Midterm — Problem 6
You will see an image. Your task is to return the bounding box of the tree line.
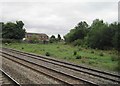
[1,19,119,51]
[64,19,120,51]
[1,21,26,40]
[49,34,62,43]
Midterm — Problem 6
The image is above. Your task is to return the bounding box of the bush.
[28,40,40,43]
[115,61,120,72]
[111,56,119,61]
[91,51,94,54]
[73,51,77,56]
[64,57,67,59]
[63,42,67,45]
[57,46,59,48]
[72,39,83,46]
[81,60,85,63]
[2,39,22,43]
[45,52,50,56]
[78,47,82,51]
[5,43,9,46]
[88,60,96,65]
[75,55,81,59]
[21,47,24,49]
[99,52,104,56]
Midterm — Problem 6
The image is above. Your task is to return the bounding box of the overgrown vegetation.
[45,52,50,56]
[1,19,120,72]
[49,34,62,43]
[3,43,119,72]
[64,19,119,51]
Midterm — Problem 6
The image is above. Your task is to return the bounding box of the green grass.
[3,43,119,72]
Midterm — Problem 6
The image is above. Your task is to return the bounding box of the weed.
[73,51,77,56]
[91,51,94,54]
[21,47,24,49]
[45,52,50,56]
[57,46,59,48]
[75,55,81,59]
[81,60,85,63]
[64,57,67,59]
[99,52,104,56]
[78,47,82,51]
[88,61,95,65]
[84,56,90,59]
[111,56,119,61]
[3,43,118,72]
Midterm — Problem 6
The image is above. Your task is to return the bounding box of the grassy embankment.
[3,43,118,72]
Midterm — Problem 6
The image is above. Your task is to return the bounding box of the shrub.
[78,47,82,51]
[45,52,50,56]
[111,56,119,61]
[28,40,39,43]
[57,46,59,48]
[84,56,90,59]
[115,61,120,72]
[64,57,67,59]
[88,61,96,65]
[75,55,81,59]
[21,47,24,49]
[73,51,77,56]
[72,39,83,46]
[2,39,22,43]
[99,52,104,56]
[81,60,85,63]
[5,43,9,46]
[64,42,67,45]
[91,51,94,54]
[42,49,45,51]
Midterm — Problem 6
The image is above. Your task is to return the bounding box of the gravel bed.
[2,57,61,84]
[1,71,15,84]
[3,53,87,85]
[3,50,118,85]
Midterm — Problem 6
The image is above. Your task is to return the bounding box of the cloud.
[0,1,118,37]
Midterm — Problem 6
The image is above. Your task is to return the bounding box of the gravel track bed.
[2,53,88,85]
[0,71,14,84]
[0,72,2,85]
[2,57,61,84]
[3,50,118,84]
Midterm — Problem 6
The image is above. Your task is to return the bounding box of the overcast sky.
[0,0,118,37]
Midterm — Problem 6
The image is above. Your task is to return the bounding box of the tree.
[87,19,117,49]
[49,35,56,43]
[16,21,24,29]
[2,21,26,40]
[0,22,4,38]
[112,23,120,51]
[64,21,89,43]
[57,34,61,42]
[28,35,39,43]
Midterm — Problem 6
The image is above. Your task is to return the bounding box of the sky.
[0,0,119,37]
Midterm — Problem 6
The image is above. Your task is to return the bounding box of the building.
[25,32,49,41]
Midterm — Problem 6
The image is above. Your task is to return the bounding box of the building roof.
[26,32,48,37]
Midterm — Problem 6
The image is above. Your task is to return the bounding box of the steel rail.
[2,51,98,86]
[0,68,21,86]
[2,47,120,83]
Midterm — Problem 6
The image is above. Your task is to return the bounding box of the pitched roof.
[26,32,48,37]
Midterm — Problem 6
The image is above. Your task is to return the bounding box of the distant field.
[3,43,118,72]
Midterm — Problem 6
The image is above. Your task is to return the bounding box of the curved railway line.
[0,68,20,86]
[1,47,120,85]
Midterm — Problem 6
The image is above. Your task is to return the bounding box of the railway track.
[0,68,20,86]
[1,47,120,85]
[1,49,98,86]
